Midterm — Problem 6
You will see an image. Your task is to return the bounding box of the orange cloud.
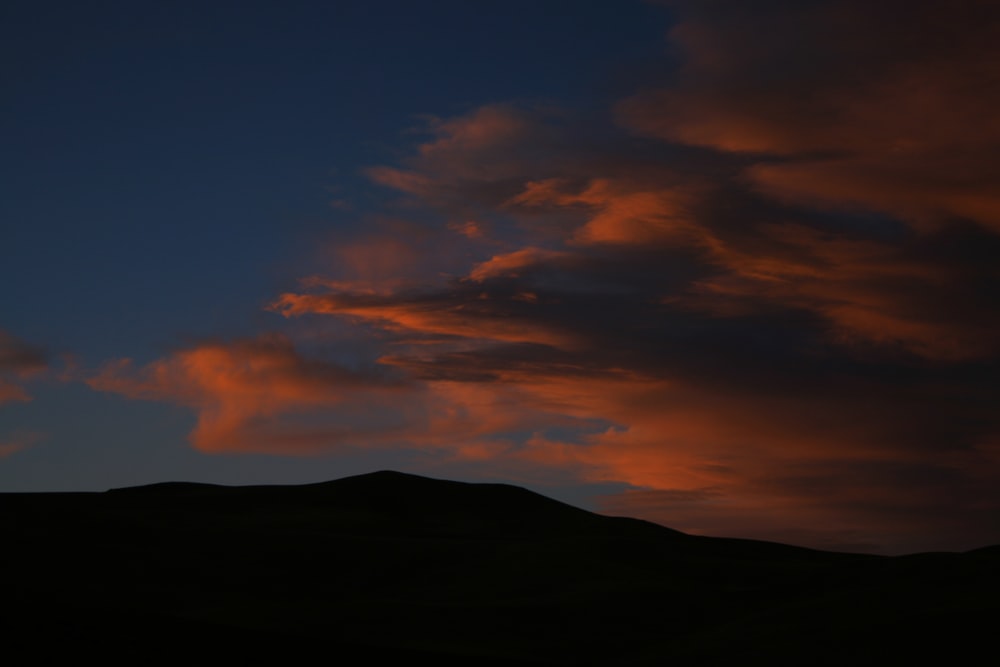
[271,287,575,348]
[79,3,1000,553]
[680,222,1000,361]
[419,104,536,156]
[0,332,49,455]
[87,335,628,461]
[0,431,44,458]
[300,8,1000,549]
[365,166,433,196]
[514,374,1000,553]
[508,178,701,246]
[364,104,556,204]
[623,0,1000,231]
[0,379,31,404]
[749,154,1000,232]
[357,96,1000,363]
[88,334,415,453]
[275,63,1000,550]
[0,330,47,404]
[467,247,573,282]
[596,438,1000,554]
[448,220,488,239]
[311,223,454,294]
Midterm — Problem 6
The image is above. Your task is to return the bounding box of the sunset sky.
[4,0,1000,554]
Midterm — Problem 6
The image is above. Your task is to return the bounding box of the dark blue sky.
[4,0,1000,555]
[3,1,668,359]
[1,0,668,493]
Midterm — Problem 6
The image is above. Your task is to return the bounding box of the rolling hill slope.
[2,471,996,664]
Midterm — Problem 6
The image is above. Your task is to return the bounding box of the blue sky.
[4,0,1000,554]
[2,0,667,493]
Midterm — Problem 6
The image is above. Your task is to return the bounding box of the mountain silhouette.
[2,470,997,665]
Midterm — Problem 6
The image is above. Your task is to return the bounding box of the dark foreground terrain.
[2,471,998,664]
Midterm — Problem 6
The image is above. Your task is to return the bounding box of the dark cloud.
[626,0,1000,229]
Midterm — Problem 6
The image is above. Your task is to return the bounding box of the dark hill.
[103,469,649,538]
[2,471,998,665]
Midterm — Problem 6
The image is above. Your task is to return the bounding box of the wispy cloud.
[0,330,49,456]
[0,431,44,458]
[0,330,47,404]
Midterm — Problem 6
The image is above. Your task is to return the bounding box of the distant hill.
[2,470,997,664]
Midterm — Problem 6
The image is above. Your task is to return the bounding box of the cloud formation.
[88,333,611,457]
[625,0,1000,229]
[92,1,1000,552]
[0,330,47,404]
[88,334,415,453]
[0,331,48,457]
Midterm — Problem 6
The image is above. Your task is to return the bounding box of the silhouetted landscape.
[2,470,997,664]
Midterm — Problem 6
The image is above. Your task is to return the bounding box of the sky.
[3,0,1000,555]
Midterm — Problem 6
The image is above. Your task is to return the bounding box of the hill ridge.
[3,469,998,663]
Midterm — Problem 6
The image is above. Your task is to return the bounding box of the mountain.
[2,470,997,665]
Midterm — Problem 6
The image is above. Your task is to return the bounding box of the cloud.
[689,220,1000,361]
[264,25,1000,544]
[0,431,44,458]
[87,1,1000,551]
[0,379,30,404]
[87,333,610,456]
[88,334,417,453]
[0,331,49,455]
[0,330,47,404]
[508,177,703,246]
[271,285,577,348]
[467,247,574,282]
[363,104,569,211]
[266,212,1000,551]
[623,0,1000,230]
[543,381,1000,553]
